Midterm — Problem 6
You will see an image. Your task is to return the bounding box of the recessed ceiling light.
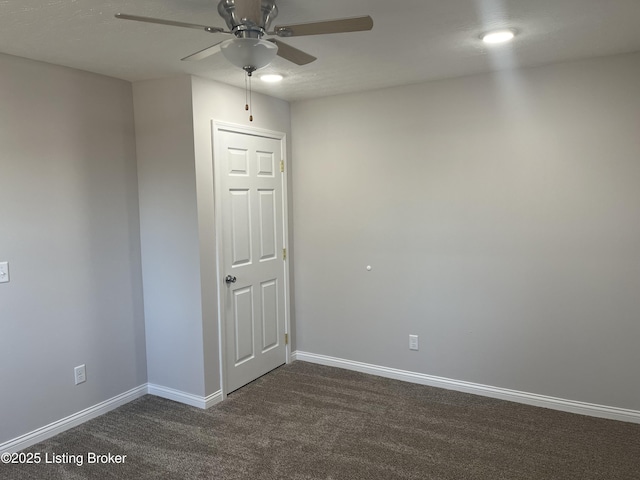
[260,74,284,83]
[482,29,516,44]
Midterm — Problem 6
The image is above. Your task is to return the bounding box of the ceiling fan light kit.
[220,38,278,74]
[116,0,374,120]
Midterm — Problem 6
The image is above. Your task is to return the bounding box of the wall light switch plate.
[0,262,9,283]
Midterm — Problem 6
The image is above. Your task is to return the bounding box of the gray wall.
[0,53,146,443]
[291,52,640,411]
[134,76,292,397]
[133,76,207,396]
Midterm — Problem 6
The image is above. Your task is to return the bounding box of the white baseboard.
[0,385,148,454]
[293,351,640,425]
[1,383,224,454]
[147,384,223,410]
[205,390,224,409]
[6,353,636,455]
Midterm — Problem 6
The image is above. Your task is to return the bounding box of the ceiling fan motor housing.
[218,0,279,38]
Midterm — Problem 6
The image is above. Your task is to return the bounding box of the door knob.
[225,275,237,284]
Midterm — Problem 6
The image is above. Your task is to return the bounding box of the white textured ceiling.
[1,0,640,101]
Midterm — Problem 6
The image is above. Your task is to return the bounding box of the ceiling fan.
[115,0,374,73]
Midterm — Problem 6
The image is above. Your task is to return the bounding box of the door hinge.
[285,333,289,345]
[280,160,285,173]
[283,248,287,260]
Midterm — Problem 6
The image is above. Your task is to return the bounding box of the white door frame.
[212,120,291,400]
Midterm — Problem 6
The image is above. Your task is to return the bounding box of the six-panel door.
[218,129,286,393]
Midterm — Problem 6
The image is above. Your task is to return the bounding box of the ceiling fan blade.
[115,13,226,33]
[234,0,262,25]
[181,42,223,61]
[271,15,373,37]
[268,40,316,66]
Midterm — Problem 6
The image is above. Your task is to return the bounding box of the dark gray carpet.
[4,361,640,479]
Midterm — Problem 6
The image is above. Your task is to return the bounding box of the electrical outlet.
[409,334,419,351]
[74,365,86,385]
[0,262,9,284]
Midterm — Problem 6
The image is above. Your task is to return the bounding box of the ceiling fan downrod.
[217,0,279,38]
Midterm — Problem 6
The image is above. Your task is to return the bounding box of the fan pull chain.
[248,72,253,122]
[243,71,254,122]
[245,74,249,112]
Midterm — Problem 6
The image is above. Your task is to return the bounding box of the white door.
[216,126,287,394]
